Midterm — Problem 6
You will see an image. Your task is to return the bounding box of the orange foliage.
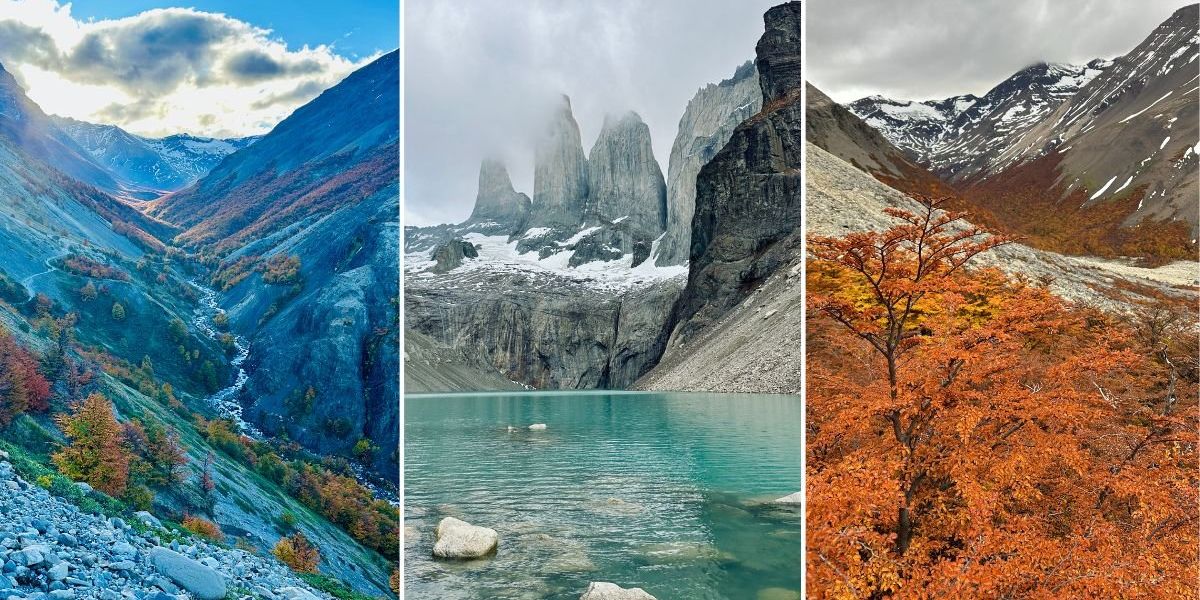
[965,152,1197,264]
[60,254,129,281]
[273,532,320,573]
[53,393,132,496]
[806,198,1199,598]
[182,515,225,542]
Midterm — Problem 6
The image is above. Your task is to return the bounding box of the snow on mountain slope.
[849,60,1111,180]
[985,4,1199,229]
[53,116,257,192]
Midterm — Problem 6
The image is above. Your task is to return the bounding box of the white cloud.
[0,0,375,137]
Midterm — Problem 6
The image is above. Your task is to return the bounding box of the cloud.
[0,0,376,137]
[807,0,1188,103]
[403,0,778,227]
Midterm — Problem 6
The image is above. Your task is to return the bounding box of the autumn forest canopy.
[805,198,1199,598]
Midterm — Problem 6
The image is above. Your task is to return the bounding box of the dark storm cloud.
[224,50,324,83]
[807,0,1188,102]
[403,0,778,227]
[0,5,362,136]
[0,21,58,68]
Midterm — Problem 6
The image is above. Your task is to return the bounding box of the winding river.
[190,280,260,437]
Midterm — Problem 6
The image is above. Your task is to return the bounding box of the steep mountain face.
[667,1,803,344]
[586,111,667,238]
[466,158,531,230]
[656,61,762,266]
[530,96,590,229]
[849,60,1111,179]
[976,4,1199,233]
[149,51,400,480]
[0,65,139,198]
[150,52,399,251]
[53,116,256,192]
[404,98,685,392]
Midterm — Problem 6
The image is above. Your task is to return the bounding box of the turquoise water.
[404,392,801,600]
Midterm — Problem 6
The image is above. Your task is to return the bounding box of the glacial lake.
[404,392,801,599]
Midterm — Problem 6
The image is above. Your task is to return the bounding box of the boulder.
[432,517,498,559]
[134,511,162,528]
[774,491,802,504]
[580,581,657,600]
[528,423,548,430]
[149,547,228,600]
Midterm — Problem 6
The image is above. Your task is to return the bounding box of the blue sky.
[67,1,398,58]
[0,0,396,136]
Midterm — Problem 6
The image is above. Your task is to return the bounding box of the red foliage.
[0,326,52,426]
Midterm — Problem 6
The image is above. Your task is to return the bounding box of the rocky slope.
[143,52,400,480]
[656,61,762,266]
[976,4,1199,231]
[849,60,1111,179]
[639,142,1197,393]
[0,457,336,600]
[52,117,256,193]
[666,1,804,346]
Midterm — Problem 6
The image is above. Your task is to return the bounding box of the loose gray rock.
[148,547,227,600]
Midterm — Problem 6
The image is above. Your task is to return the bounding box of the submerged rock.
[774,491,802,504]
[757,588,802,600]
[528,423,548,430]
[432,517,499,559]
[580,581,657,600]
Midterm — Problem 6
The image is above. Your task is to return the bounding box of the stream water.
[190,280,259,436]
[404,391,802,599]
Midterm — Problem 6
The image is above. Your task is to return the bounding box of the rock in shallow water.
[432,517,499,559]
[774,491,802,504]
[528,423,547,430]
[580,581,657,600]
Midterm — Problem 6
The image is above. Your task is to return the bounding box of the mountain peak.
[755,1,803,103]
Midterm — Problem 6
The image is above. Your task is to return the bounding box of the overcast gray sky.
[808,0,1188,103]
[403,0,776,226]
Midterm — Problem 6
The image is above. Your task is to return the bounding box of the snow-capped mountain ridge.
[52,116,257,192]
[849,59,1112,180]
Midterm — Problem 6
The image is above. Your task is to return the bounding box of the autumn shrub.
[52,393,132,497]
[60,254,129,281]
[273,532,320,573]
[805,197,1199,598]
[182,515,226,543]
[0,327,52,427]
[260,254,302,285]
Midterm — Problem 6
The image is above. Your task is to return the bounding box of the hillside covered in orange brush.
[805,199,1199,598]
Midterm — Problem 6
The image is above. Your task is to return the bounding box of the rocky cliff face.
[466,158,531,230]
[585,111,667,238]
[657,61,761,266]
[668,1,804,343]
[406,270,681,390]
[531,96,590,228]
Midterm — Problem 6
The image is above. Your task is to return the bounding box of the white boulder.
[774,491,802,504]
[432,517,498,559]
[580,582,657,600]
[528,423,547,430]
